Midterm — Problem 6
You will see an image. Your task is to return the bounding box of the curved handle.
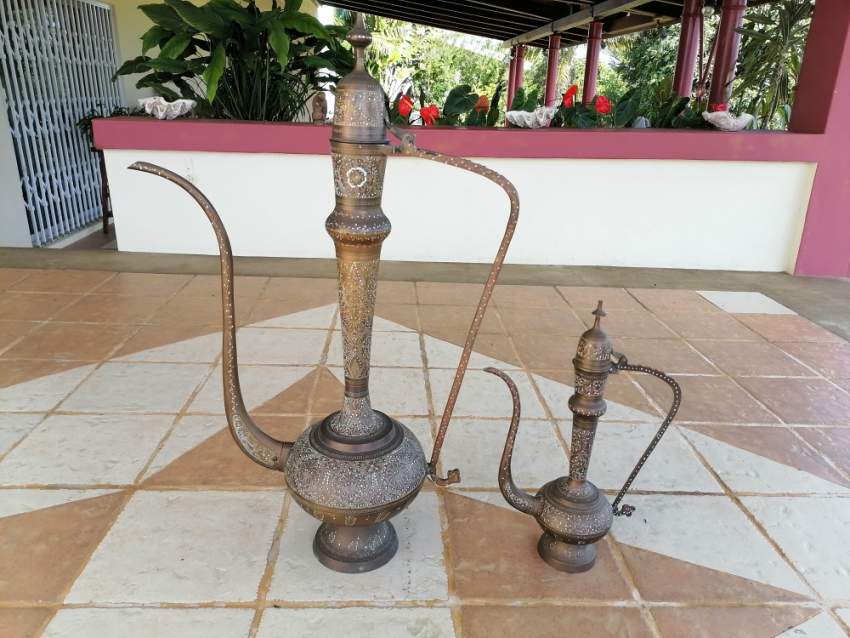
[609,353,682,516]
[386,127,520,486]
[128,162,291,471]
[485,367,543,517]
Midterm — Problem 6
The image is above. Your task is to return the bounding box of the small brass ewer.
[128,14,518,573]
[486,302,681,573]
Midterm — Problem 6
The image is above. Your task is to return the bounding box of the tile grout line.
[249,492,292,638]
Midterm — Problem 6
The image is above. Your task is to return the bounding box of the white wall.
[103,149,816,272]
[0,87,31,247]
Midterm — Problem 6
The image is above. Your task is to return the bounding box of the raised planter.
[95,118,817,273]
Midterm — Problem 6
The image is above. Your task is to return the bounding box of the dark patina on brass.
[487,301,682,573]
[129,13,520,574]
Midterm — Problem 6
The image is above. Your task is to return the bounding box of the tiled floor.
[1,268,849,637]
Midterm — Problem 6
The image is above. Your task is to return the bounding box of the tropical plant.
[734,0,813,128]
[76,104,146,143]
[115,0,353,121]
[552,86,614,128]
[388,81,504,128]
[509,86,540,112]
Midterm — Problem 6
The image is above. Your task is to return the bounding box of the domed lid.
[331,13,387,145]
[574,301,613,370]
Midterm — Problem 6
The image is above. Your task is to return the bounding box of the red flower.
[420,104,440,126]
[594,95,612,115]
[398,95,414,117]
[562,84,578,108]
[710,103,728,112]
[475,95,490,113]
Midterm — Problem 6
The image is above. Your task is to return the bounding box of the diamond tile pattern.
[0,272,848,637]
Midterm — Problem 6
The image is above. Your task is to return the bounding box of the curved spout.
[128,162,290,471]
[485,367,542,517]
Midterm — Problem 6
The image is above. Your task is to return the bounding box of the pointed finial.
[591,300,606,329]
[347,12,371,69]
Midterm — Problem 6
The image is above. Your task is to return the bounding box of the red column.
[544,35,562,106]
[673,0,702,98]
[514,44,526,102]
[792,0,850,277]
[506,47,517,111]
[709,0,748,107]
[582,21,603,105]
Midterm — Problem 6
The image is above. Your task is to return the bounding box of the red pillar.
[544,35,562,106]
[582,21,603,105]
[709,0,748,107]
[792,0,850,277]
[514,44,526,103]
[506,46,517,111]
[673,0,702,98]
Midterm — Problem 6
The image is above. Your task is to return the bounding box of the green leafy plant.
[509,86,540,112]
[76,104,146,144]
[115,0,353,121]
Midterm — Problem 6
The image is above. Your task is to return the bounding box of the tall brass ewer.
[128,14,519,573]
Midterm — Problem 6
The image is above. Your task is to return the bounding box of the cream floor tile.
[329,367,430,416]
[776,612,848,637]
[698,291,796,315]
[142,415,226,478]
[66,490,283,603]
[268,493,447,602]
[683,430,850,494]
[189,365,312,413]
[0,489,118,519]
[0,413,43,455]
[742,496,850,600]
[327,330,423,367]
[0,414,172,485]
[429,368,546,418]
[423,334,521,370]
[836,609,850,627]
[372,315,415,332]
[257,607,455,638]
[43,608,255,638]
[250,304,337,329]
[0,364,95,412]
[532,373,657,422]
[62,363,210,413]
[559,423,721,493]
[612,495,810,596]
[116,331,222,363]
[441,418,567,489]
[234,327,327,365]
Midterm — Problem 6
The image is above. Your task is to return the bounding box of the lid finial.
[592,300,606,329]
[347,13,371,70]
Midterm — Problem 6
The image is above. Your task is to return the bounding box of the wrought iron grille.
[0,0,121,245]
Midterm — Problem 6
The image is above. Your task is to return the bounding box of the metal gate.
[0,0,121,245]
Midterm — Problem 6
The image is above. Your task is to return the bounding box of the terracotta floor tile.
[0,268,33,290]
[374,302,418,330]
[777,341,850,378]
[535,369,660,419]
[734,314,844,343]
[443,492,632,600]
[180,274,268,297]
[0,321,39,351]
[423,325,521,368]
[615,338,717,375]
[419,304,503,334]
[498,305,585,336]
[661,312,762,341]
[628,288,722,313]
[797,427,850,476]
[0,608,54,638]
[581,309,676,339]
[93,272,192,296]
[493,285,566,308]
[736,377,850,425]
[0,292,80,321]
[693,340,814,377]
[0,358,89,389]
[3,323,136,360]
[149,294,255,325]
[376,280,416,304]
[559,286,645,312]
[248,297,334,326]
[636,375,778,423]
[460,606,653,638]
[112,323,221,361]
[650,606,818,638]
[9,269,113,293]
[261,277,338,303]
[416,281,483,305]
[254,367,329,415]
[0,491,126,602]
[55,294,169,324]
[512,333,577,369]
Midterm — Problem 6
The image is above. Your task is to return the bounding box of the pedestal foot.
[313,521,398,573]
[537,532,597,573]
